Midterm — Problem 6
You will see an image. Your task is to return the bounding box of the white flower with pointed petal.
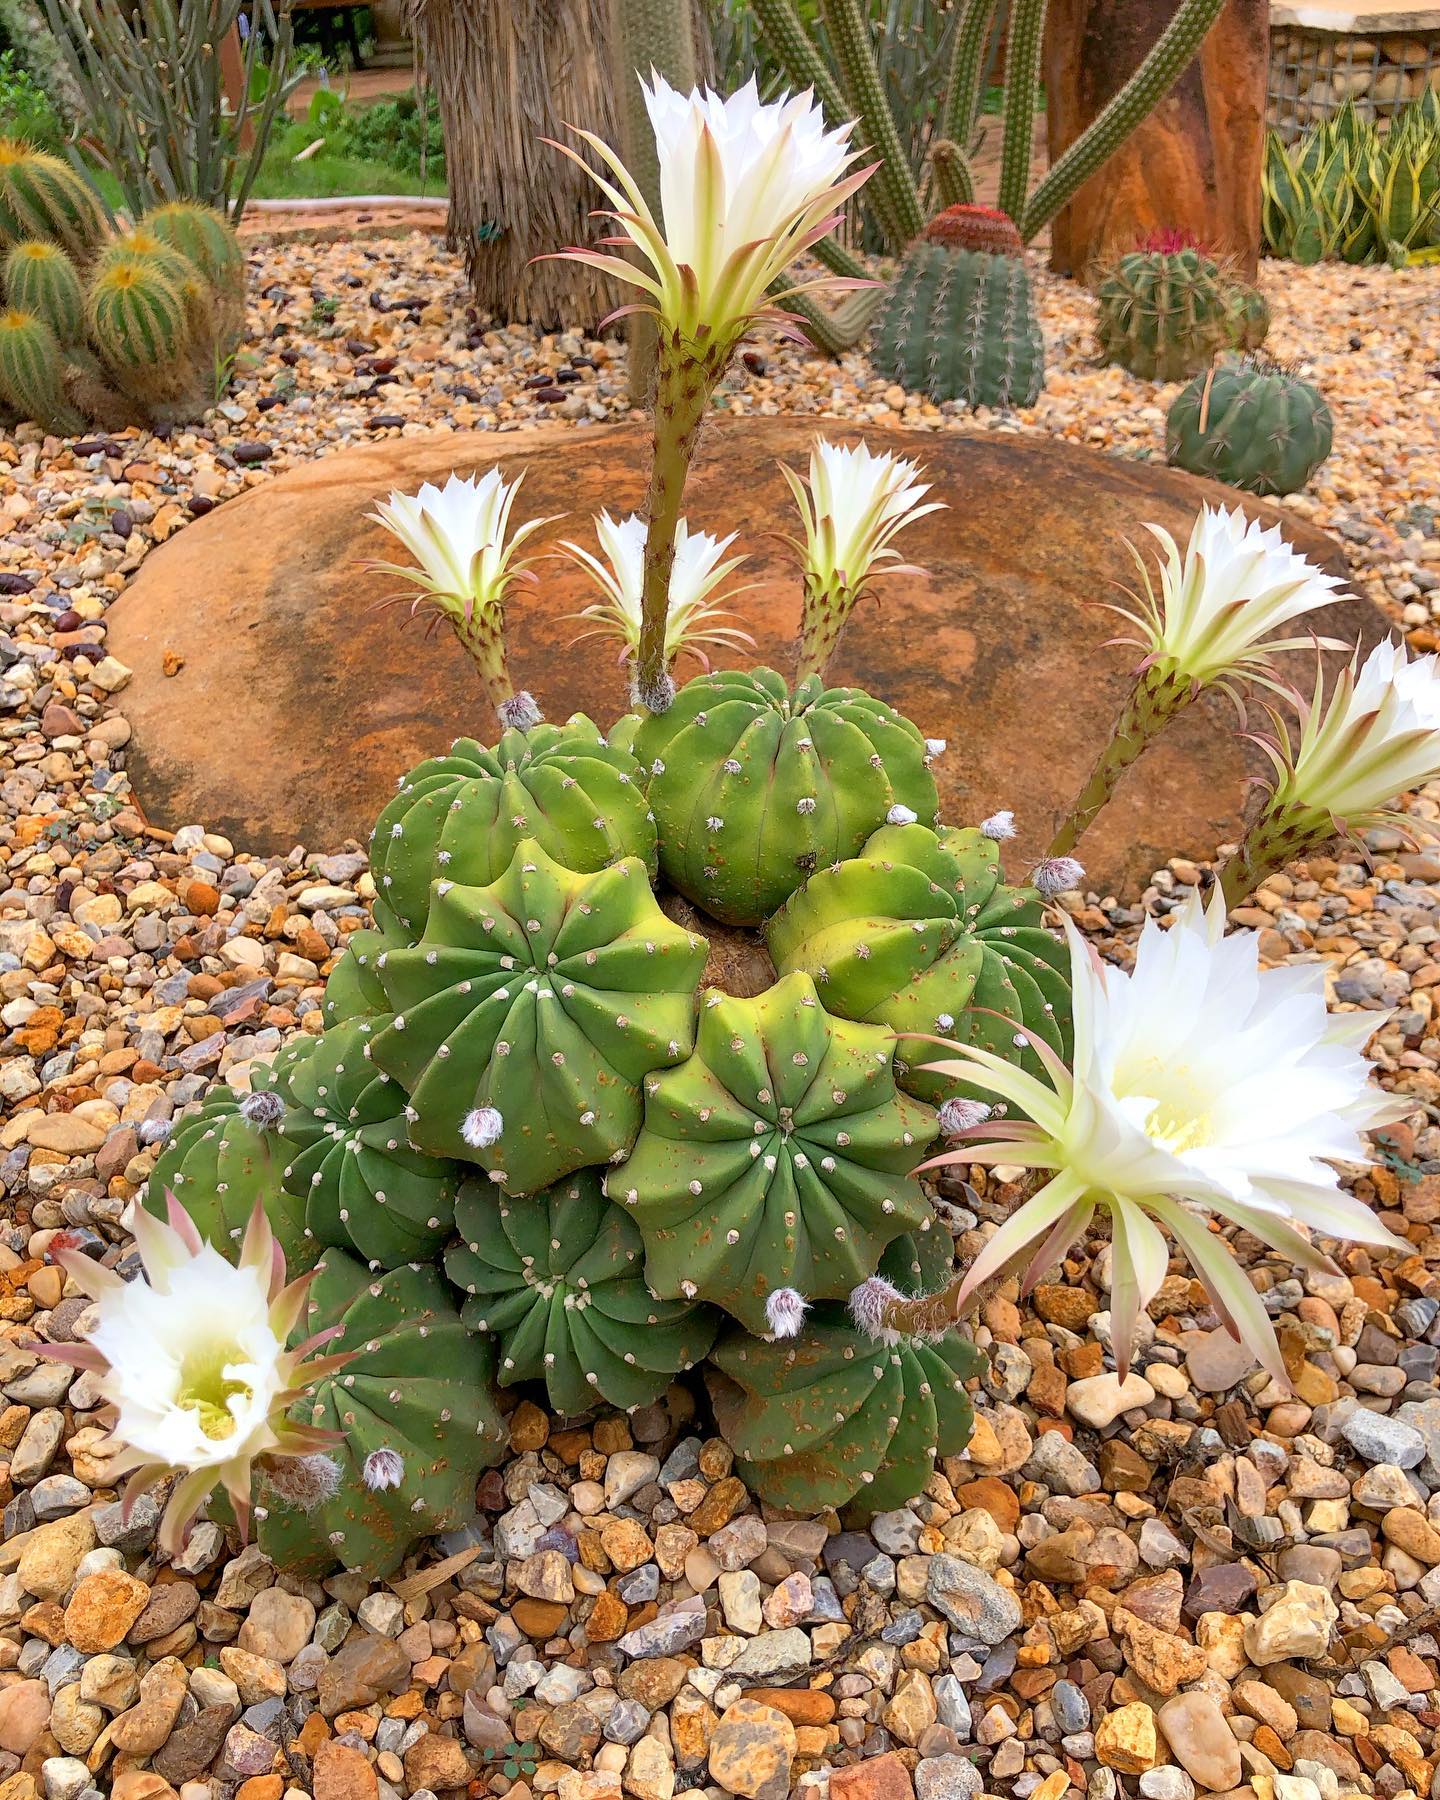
[918,891,1408,1385]
[42,1196,349,1553]
[547,76,874,351]
[560,510,754,670]
[1116,504,1346,696]
[786,438,944,681]
[368,469,554,723]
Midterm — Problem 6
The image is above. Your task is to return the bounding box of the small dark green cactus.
[141,1055,317,1272]
[444,1170,719,1415]
[277,1016,460,1270]
[256,1250,505,1581]
[615,972,936,1336]
[1166,354,1333,498]
[1224,280,1271,354]
[875,240,1044,410]
[632,669,940,927]
[1095,247,1234,381]
[766,822,1072,1105]
[369,718,656,941]
[708,1310,984,1513]
[371,839,708,1195]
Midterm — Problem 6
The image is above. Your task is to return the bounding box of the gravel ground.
[0,233,1438,1800]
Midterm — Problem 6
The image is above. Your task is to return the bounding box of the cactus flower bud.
[362,1447,406,1492]
[461,1107,505,1151]
[239,1090,287,1132]
[764,1287,809,1339]
[1031,857,1084,898]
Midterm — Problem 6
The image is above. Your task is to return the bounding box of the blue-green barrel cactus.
[612,972,937,1336]
[1166,354,1333,498]
[369,717,657,940]
[632,668,940,926]
[256,1250,505,1580]
[765,822,1071,1103]
[370,839,708,1195]
[444,1171,719,1415]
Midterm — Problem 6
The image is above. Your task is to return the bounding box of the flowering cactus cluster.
[75,68,1438,1580]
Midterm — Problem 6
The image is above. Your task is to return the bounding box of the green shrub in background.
[302,85,445,179]
[0,50,62,151]
[1263,92,1440,266]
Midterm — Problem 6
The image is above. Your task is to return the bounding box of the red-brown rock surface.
[108,418,1379,892]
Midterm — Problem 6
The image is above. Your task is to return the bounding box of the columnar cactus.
[0,139,108,257]
[632,668,939,927]
[371,840,708,1194]
[141,1059,318,1273]
[3,241,85,345]
[613,972,937,1336]
[277,1017,460,1270]
[766,822,1072,1104]
[707,1312,984,1512]
[1167,354,1333,498]
[1095,247,1234,383]
[444,1172,719,1415]
[256,1250,505,1581]
[875,241,1044,410]
[369,719,656,940]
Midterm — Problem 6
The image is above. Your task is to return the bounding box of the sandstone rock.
[1066,1371,1155,1428]
[403,1729,472,1792]
[0,1679,50,1754]
[709,1701,797,1800]
[236,1587,316,1663]
[314,1740,379,1800]
[16,1514,96,1603]
[63,1568,150,1652]
[1158,1692,1243,1792]
[829,1752,916,1800]
[316,1633,410,1716]
[1096,1702,1157,1773]
[1243,1580,1339,1666]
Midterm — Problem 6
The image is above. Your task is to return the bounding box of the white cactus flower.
[548,76,874,349]
[919,890,1409,1385]
[560,510,754,670]
[369,469,547,625]
[784,438,943,605]
[42,1196,348,1554]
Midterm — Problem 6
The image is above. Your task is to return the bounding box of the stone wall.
[1268,25,1440,135]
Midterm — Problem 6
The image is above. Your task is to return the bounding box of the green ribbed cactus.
[371,839,708,1195]
[1166,354,1333,498]
[256,1250,505,1581]
[445,1171,720,1415]
[708,1311,984,1513]
[875,240,1044,409]
[1095,247,1234,382]
[819,0,925,250]
[3,241,84,345]
[142,200,244,289]
[998,0,1045,224]
[0,138,107,257]
[1224,280,1271,354]
[632,668,939,927]
[767,821,1072,1105]
[322,928,396,1027]
[277,1016,460,1270]
[369,718,657,941]
[141,1055,318,1273]
[613,972,936,1336]
[86,255,190,375]
[0,307,78,432]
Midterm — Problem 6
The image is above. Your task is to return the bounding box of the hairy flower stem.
[1219,801,1331,911]
[869,1237,1047,1340]
[1049,664,1192,859]
[795,574,857,684]
[635,335,729,712]
[450,605,537,730]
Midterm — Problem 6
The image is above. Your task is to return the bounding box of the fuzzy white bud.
[924,738,947,757]
[764,1288,809,1339]
[240,1090,287,1132]
[263,1452,343,1512]
[980,809,1016,840]
[849,1276,903,1342]
[886,804,918,826]
[498,690,544,732]
[137,1118,173,1147]
[461,1106,504,1150]
[363,1447,406,1492]
[937,1097,994,1135]
[635,668,676,715]
[1032,856,1084,897]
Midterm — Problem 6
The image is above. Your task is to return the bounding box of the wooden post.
[1043,0,1267,280]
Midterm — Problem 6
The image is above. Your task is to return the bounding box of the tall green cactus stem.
[1048,662,1194,858]
[787,286,883,357]
[998,0,1047,225]
[1020,0,1228,243]
[750,0,851,135]
[767,823,1072,1105]
[0,308,79,433]
[936,0,999,204]
[607,0,699,406]
[255,1251,505,1581]
[819,0,924,251]
[708,1311,984,1512]
[633,668,940,927]
[4,242,85,346]
[930,141,974,210]
[615,972,936,1336]
[445,1172,719,1415]
[875,241,1044,410]
[277,1017,460,1271]
[635,334,726,713]
[368,720,656,941]
[1217,801,1333,912]
[371,839,708,1194]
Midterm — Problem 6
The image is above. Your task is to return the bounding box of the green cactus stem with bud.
[1167,354,1333,498]
[1047,661,1196,859]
